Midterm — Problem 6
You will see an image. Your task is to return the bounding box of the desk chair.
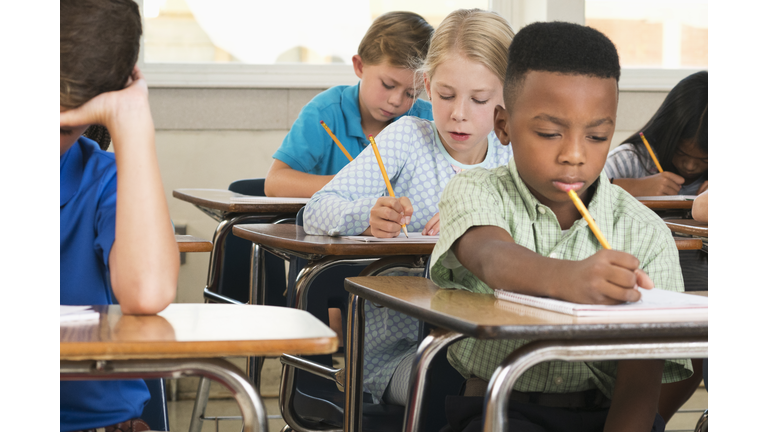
[281,227,461,432]
[142,379,170,431]
[190,178,292,432]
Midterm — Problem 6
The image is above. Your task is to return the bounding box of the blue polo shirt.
[273,83,433,175]
[60,137,149,432]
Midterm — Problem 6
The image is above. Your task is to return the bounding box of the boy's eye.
[588,135,608,142]
[537,132,558,139]
[405,91,416,99]
[382,81,394,90]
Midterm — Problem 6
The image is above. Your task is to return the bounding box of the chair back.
[141,379,169,431]
[219,178,286,305]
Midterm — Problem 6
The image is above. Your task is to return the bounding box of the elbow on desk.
[112,266,179,315]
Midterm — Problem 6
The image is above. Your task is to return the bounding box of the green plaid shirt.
[430,159,692,398]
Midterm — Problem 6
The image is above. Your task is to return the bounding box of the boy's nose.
[388,92,403,108]
[558,136,586,165]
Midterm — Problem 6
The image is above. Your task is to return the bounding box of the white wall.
[150,87,669,304]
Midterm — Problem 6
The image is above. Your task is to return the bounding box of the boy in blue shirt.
[60,1,179,430]
[265,11,434,197]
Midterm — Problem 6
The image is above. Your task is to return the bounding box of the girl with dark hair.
[605,71,708,196]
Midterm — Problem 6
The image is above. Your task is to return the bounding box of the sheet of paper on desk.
[229,195,309,204]
[494,287,707,317]
[60,305,100,324]
[342,233,439,243]
[636,195,696,201]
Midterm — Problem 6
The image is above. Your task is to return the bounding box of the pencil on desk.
[567,189,611,250]
[320,121,353,162]
[367,134,409,238]
[639,132,663,173]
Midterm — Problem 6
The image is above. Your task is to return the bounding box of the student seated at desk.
[304,9,515,405]
[264,11,434,198]
[604,71,708,197]
[430,22,691,432]
[60,0,179,430]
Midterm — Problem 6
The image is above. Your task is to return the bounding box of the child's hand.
[369,196,413,238]
[696,180,708,194]
[555,250,653,305]
[636,172,685,196]
[422,212,440,236]
[60,66,150,134]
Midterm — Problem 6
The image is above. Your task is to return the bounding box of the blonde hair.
[358,11,434,69]
[421,9,514,84]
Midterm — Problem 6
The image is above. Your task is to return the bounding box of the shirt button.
[537,206,546,215]
[554,376,563,385]
[549,252,558,259]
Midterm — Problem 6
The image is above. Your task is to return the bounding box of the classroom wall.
[150,87,669,304]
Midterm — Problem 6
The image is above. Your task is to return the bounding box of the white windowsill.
[142,63,706,91]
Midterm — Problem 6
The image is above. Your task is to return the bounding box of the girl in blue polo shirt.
[60,1,179,431]
[265,11,434,197]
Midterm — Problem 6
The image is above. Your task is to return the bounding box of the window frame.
[138,0,706,91]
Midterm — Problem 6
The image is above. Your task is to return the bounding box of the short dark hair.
[503,21,620,109]
[60,0,142,109]
[622,71,708,175]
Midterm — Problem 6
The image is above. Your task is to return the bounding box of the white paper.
[60,305,100,324]
[495,288,707,317]
[229,195,309,204]
[342,233,439,243]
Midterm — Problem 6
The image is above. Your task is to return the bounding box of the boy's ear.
[494,105,511,145]
[352,55,364,79]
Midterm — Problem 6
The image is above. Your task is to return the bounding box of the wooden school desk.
[176,234,213,253]
[638,199,693,211]
[232,223,435,432]
[61,303,337,432]
[665,218,709,238]
[173,189,305,304]
[344,277,708,432]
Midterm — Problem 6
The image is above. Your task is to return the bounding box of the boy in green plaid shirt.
[430,22,691,432]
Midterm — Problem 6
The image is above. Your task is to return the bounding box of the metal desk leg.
[344,293,365,432]
[402,328,465,432]
[61,358,269,432]
[482,337,709,432]
[189,377,211,432]
[246,242,267,392]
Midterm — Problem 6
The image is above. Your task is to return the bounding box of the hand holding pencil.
[368,134,410,238]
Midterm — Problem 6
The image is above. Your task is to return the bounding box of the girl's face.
[671,139,708,183]
[425,53,503,165]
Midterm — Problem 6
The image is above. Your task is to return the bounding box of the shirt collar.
[60,137,85,207]
[342,83,366,140]
[506,159,615,243]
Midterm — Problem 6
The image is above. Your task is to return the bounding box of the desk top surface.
[345,277,708,340]
[60,304,338,361]
[638,199,694,210]
[175,235,213,253]
[233,224,435,257]
[173,188,306,214]
[665,218,709,238]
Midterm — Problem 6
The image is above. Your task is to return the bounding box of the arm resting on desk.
[692,191,708,223]
[452,226,648,305]
[604,360,664,432]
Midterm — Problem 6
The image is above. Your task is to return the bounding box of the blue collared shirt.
[273,83,433,175]
[60,137,149,431]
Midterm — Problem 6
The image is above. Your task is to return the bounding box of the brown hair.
[60,0,142,109]
[358,11,433,69]
[421,9,514,84]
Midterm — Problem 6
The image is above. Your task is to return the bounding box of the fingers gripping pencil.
[367,135,409,238]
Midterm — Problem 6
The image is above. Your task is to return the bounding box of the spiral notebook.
[494,288,707,317]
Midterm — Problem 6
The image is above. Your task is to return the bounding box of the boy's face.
[495,71,618,207]
[352,55,420,126]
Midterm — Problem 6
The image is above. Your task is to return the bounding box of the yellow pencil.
[367,134,409,238]
[320,120,353,162]
[567,189,611,250]
[639,132,663,173]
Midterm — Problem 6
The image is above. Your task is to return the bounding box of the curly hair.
[504,21,620,110]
